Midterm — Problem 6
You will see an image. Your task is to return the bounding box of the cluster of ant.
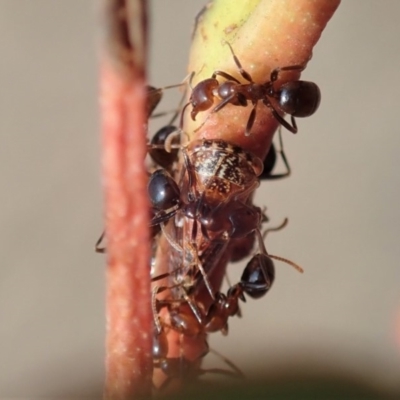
[97,43,321,390]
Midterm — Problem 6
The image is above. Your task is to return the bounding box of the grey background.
[1,0,400,398]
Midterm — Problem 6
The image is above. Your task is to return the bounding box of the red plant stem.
[100,0,152,398]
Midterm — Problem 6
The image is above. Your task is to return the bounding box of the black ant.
[152,222,302,338]
[181,42,321,135]
[146,83,187,171]
[204,228,303,335]
[95,83,184,253]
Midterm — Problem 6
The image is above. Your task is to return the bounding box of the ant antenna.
[256,229,303,273]
[262,217,289,239]
[209,348,245,378]
[163,129,181,153]
[160,223,183,254]
[269,254,304,274]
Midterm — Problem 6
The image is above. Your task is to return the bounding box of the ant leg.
[244,102,258,136]
[151,271,172,283]
[180,290,205,325]
[182,146,200,202]
[147,86,163,118]
[262,127,292,179]
[152,285,169,334]
[195,255,215,300]
[183,238,216,301]
[95,230,106,253]
[262,218,288,239]
[150,207,179,227]
[178,71,196,129]
[160,223,183,254]
[212,70,241,84]
[224,42,254,83]
[179,101,192,130]
[147,82,185,118]
[276,126,291,177]
[270,65,305,82]
[193,92,238,134]
[269,105,298,133]
[289,114,298,133]
[209,348,245,378]
[167,84,188,126]
[212,93,239,114]
[151,88,186,122]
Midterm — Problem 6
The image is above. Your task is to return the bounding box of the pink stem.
[100,1,152,398]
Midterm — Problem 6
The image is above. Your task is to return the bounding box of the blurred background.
[1,0,400,398]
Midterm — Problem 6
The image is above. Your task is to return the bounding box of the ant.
[146,82,190,171]
[152,220,302,338]
[95,83,185,253]
[205,228,303,335]
[148,139,264,243]
[181,42,321,135]
[147,140,266,317]
[152,315,243,390]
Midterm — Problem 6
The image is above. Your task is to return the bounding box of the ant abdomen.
[240,253,275,299]
[153,329,168,360]
[148,169,180,211]
[278,80,321,118]
[149,125,179,170]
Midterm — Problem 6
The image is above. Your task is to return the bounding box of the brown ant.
[152,314,243,390]
[181,42,321,135]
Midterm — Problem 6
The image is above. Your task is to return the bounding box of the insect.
[152,217,302,339]
[148,139,265,304]
[152,305,243,390]
[146,83,187,172]
[95,83,184,253]
[205,228,303,334]
[149,141,301,387]
[181,42,321,135]
[149,139,263,228]
[148,139,270,337]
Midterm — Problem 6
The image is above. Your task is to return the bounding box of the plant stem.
[100,0,152,398]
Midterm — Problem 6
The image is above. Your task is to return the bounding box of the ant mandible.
[181,42,321,135]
